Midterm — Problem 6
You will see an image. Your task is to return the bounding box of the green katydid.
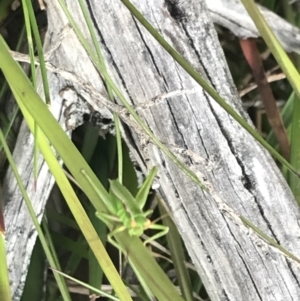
[81,166,169,251]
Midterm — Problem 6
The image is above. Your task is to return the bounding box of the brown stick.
[240,38,290,160]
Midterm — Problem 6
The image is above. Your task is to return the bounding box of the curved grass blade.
[51,268,120,301]
[135,166,158,210]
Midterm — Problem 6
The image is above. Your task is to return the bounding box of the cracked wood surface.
[4,1,300,300]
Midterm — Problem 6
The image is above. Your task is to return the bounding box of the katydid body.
[81,167,169,251]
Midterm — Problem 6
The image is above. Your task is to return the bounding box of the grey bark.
[4,1,300,301]
[208,0,300,54]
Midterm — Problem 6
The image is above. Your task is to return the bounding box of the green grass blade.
[135,167,158,210]
[127,261,155,301]
[57,0,97,63]
[289,96,300,204]
[158,199,194,301]
[76,0,124,185]
[77,0,105,70]
[0,129,71,301]
[51,268,120,301]
[42,219,63,270]
[0,185,11,301]
[24,0,50,104]
[21,0,36,88]
[21,0,40,186]
[88,209,106,293]
[0,234,11,301]
[114,114,123,183]
[240,215,300,264]
[0,106,18,152]
[80,169,116,215]
[0,25,24,151]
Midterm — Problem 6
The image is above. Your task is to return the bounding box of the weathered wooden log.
[4,1,300,300]
[208,0,300,54]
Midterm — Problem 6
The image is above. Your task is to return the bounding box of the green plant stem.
[0,233,11,301]
[0,184,11,301]
[240,215,300,264]
[51,269,120,301]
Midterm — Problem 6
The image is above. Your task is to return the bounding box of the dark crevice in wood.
[165,1,186,22]
[207,98,281,248]
[133,17,166,85]
[285,260,300,290]
[226,225,263,300]
[204,91,252,191]
[252,196,281,245]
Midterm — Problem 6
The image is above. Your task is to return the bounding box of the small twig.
[239,72,286,97]
[38,0,47,10]
[240,38,290,160]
